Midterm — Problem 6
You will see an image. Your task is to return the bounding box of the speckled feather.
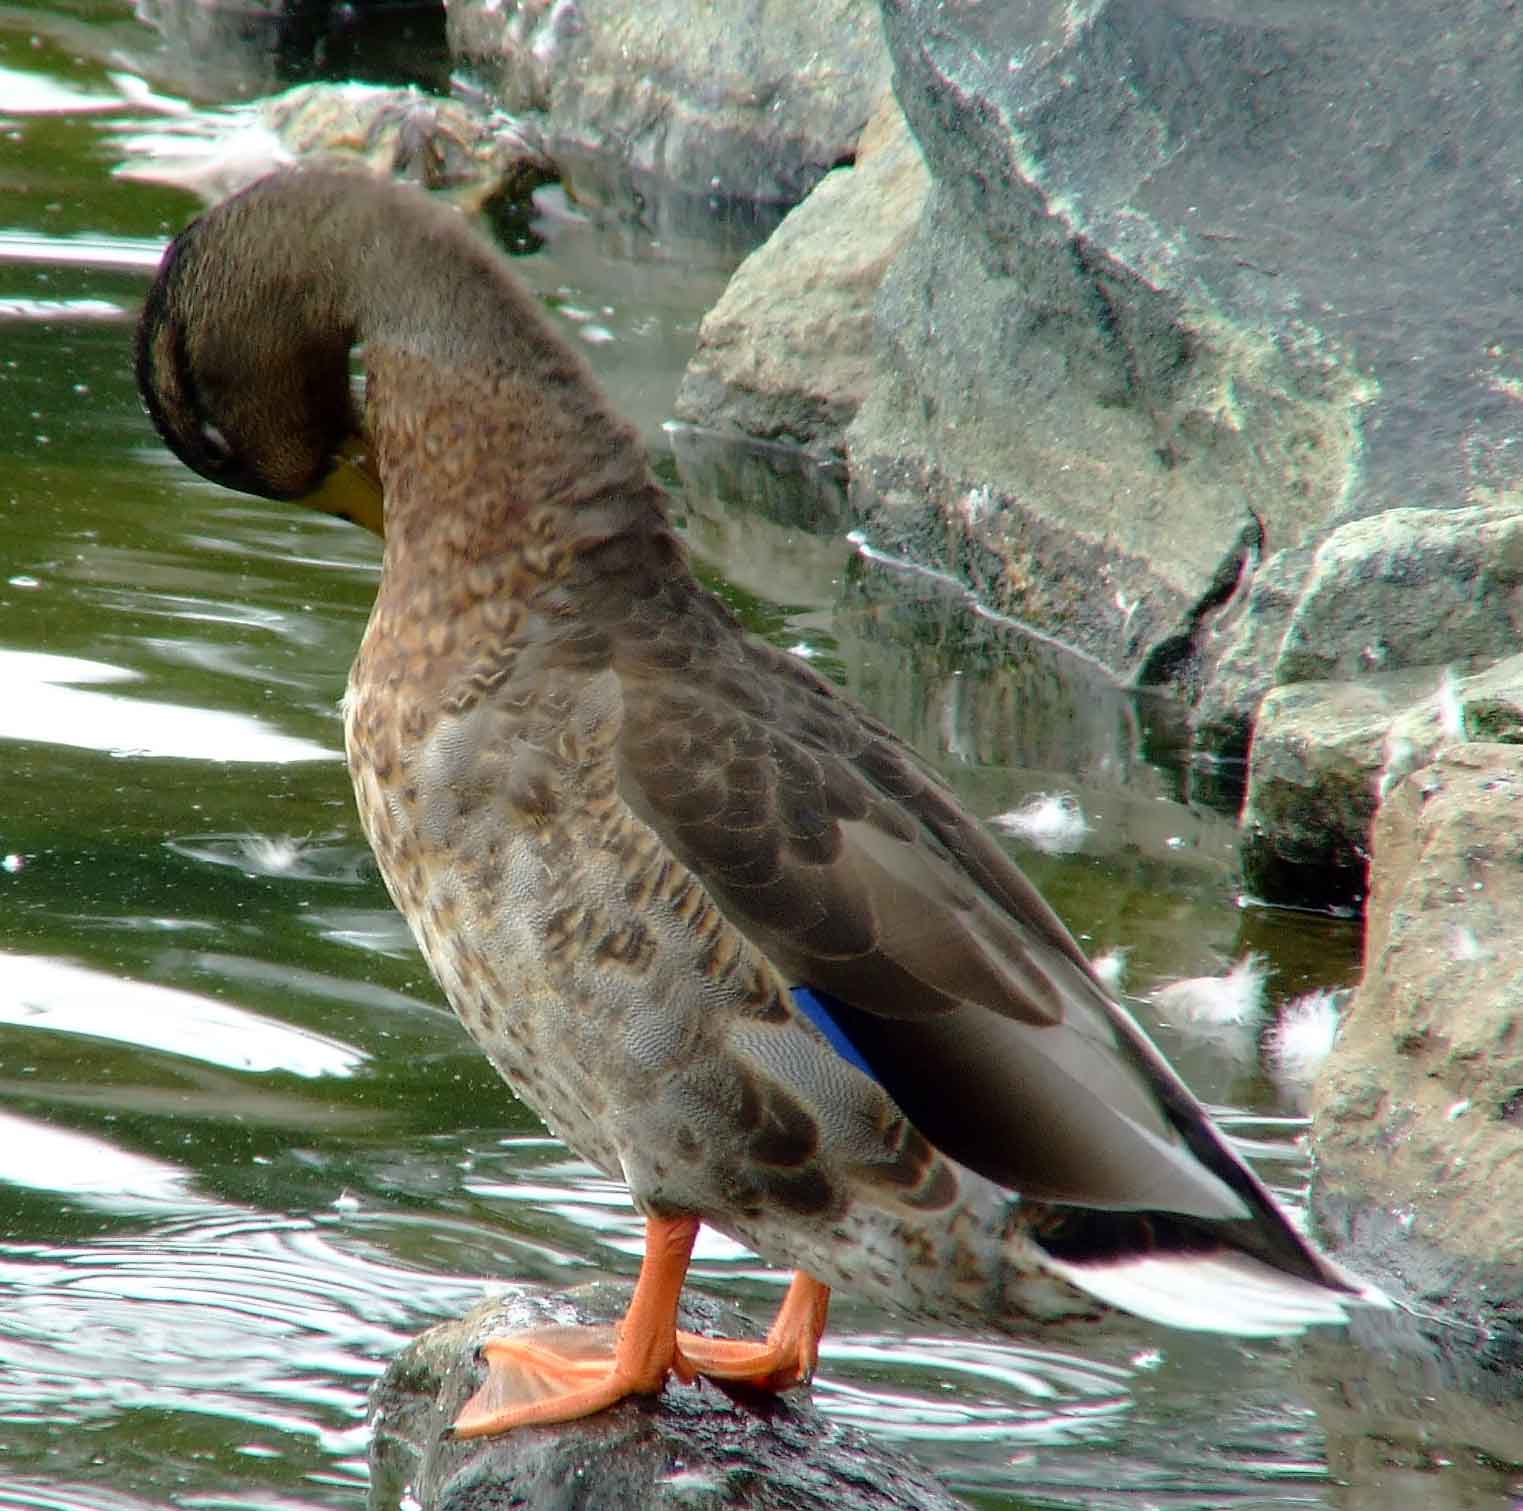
[135,163,1378,1342]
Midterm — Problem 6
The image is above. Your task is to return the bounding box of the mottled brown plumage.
[136,163,1383,1433]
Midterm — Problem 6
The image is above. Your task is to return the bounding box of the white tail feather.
[1044,1249,1391,1337]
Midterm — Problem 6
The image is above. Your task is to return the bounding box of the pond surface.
[1,6,1520,1511]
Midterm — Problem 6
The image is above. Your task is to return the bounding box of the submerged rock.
[369,1284,965,1511]
[447,0,890,206]
[112,80,554,205]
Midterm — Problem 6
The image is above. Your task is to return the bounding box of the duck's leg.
[452,1212,702,1436]
[451,1215,832,1436]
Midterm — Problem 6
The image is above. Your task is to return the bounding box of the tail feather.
[1042,1246,1391,1338]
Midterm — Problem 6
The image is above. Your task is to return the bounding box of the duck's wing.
[613,623,1306,1251]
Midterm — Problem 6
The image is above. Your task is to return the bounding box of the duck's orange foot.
[452,1322,690,1436]
[449,1214,832,1437]
[676,1268,832,1392]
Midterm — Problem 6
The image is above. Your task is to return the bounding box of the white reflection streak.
[0,1482,176,1511]
[0,647,333,763]
[0,65,124,116]
[0,1110,188,1203]
[0,229,165,273]
[0,954,364,1077]
[0,298,124,322]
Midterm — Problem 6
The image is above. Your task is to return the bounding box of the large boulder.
[847,0,1403,682]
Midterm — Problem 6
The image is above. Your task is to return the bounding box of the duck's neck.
[362,341,695,649]
[302,176,688,613]
[367,342,651,535]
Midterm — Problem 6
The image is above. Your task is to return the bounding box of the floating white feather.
[1152,953,1269,1030]
[1090,947,1130,994]
[1264,988,1345,1105]
[990,792,1091,855]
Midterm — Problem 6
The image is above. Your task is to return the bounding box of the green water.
[1,6,1519,1510]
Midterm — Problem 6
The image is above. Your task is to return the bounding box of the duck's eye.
[198,421,232,464]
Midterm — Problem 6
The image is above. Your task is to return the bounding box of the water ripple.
[815,1333,1134,1446]
[0,1210,487,1437]
[167,833,373,886]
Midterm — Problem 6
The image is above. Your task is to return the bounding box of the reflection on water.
[0,1109,190,1204]
[1,10,1520,1511]
[0,63,124,115]
[0,647,334,762]
[0,231,167,274]
[0,953,364,1077]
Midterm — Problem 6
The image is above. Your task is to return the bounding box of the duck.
[135,163,1385,1436]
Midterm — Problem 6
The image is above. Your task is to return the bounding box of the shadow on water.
[0,5,1520,1510]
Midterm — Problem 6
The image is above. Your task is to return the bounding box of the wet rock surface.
[1312,744,1523,1318]
[369,1284,966,1511]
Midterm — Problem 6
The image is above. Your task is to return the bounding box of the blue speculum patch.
[791,984,877,1081]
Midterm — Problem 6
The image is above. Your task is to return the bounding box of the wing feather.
[612,623,1323,1271]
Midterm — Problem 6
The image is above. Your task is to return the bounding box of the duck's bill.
[312,435,384,536]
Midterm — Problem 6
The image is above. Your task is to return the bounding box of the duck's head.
[136,169,385,534]
[137,164,651,548]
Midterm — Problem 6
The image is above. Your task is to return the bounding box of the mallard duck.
[135,164,1383,1436]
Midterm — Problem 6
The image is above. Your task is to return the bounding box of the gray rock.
[827,0,1523,901]
[1238,671,1433,910]
[1239,657,1523,904]
[447,0,890,205]
[1275,505,1523,686]
[1311,743,1523,1307]
[369,1283,966,1511]
[844,0,1405,681]
[675,93,928,452]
